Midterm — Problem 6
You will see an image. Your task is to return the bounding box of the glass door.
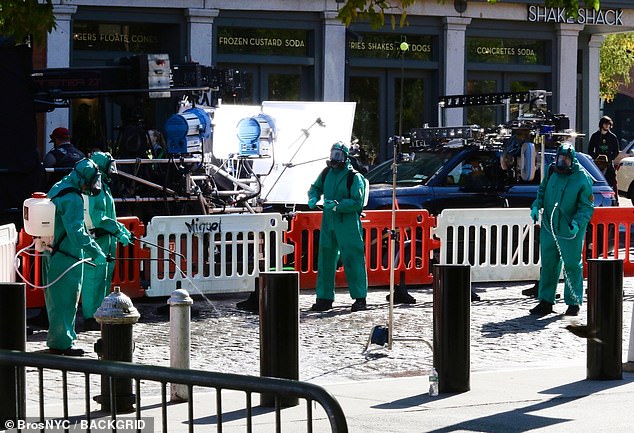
[466,72,546,127]
[349,69,428,164]
[216,64,307,105]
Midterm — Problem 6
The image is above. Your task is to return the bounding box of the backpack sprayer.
[17,192,189,289]
[15,192,97,288]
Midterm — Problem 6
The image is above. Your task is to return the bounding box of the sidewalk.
[23,278,634,432]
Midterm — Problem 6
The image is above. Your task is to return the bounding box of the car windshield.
[365,150,456,185]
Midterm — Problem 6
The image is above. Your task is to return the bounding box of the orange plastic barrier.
[16,230,46,309]
[586,206,634,276]
[111,216,147,298]
[16,216,147,308]
[284,210,439,289]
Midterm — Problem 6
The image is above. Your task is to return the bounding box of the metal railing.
[0,349,348,433]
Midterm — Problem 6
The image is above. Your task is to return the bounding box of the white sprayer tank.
[23,192,55,237]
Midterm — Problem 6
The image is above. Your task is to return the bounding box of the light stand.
[388,39,410,349]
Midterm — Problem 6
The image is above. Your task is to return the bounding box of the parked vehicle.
[616,156,634,199]
[365,143,617,214]
[615,139,634,165]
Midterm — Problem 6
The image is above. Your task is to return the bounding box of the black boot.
[386,287,416,304]
[529,300,554,316]
[351,298,367,312]
[311,298,333,312]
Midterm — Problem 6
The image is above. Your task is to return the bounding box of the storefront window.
[348,33,433,61]
[466,79,539,128]
[466,80,497,127]
[268,74,300,100]
[73,21,162,52]
[467,38,548,65]
[217,27,310,57]
[350,77,380,164]
[395,77,425,137]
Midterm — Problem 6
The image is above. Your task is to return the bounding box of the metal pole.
[168,287,193,401]
[259,271,299,407]
[625,301,634,372]
[432,265,470,393]
[388,137,399,349]
[587,259,623,380]
[0,283,26,424]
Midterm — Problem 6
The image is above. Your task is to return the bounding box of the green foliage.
[337,1,601,30]
[600,33,634,102]
[0,0,56,45]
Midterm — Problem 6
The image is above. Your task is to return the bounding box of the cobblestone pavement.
[25,278,634,404]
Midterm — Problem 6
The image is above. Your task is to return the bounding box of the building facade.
[43,0,634,162]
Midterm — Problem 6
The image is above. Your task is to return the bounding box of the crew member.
[529,143,594,317]
[588,116,619,194]
[81,152,132,331]
[307,142,368,312]
[45,158,107,355]
[43,127,86,184]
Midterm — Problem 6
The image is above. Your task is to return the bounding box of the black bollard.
[259,271,299,407]
[0,283,26,424]
[587,259,623,380]
[432,265,470,393]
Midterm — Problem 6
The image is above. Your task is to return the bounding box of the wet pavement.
[25,278,634,395]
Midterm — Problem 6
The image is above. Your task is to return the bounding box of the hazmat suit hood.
[90,152,116,184]
[49,158,101,199]
[327,142,350,170]
[554,142,580,175]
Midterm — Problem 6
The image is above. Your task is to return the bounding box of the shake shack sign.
[528,5,623,26]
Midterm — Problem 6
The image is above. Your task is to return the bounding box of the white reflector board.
[258,101,356,204]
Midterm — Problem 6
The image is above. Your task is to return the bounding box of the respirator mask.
[327,144,348,169]
[554,143,574,175]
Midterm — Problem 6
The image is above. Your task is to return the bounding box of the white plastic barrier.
[432,208,541,282]
[0,224,17,282]
[143,214,293,297]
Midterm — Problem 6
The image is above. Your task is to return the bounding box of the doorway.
[348,69,430,164]
[216,64,312,105]
[466,72,548,128]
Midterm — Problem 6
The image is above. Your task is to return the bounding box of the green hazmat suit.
[307,143,368,301]
[531,143,594,306]
[82,152,132,320]
[44,159,106,350]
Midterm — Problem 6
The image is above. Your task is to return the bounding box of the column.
[442,17,471,127]
[186,8,218,67]
[322,11,346,102]
[582,34,604,152]
[45,4,76,153]
[555,24,583,132]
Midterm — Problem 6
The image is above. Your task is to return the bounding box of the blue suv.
[365,144,617,214]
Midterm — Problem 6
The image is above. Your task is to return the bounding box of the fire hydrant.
[93,286,140,413]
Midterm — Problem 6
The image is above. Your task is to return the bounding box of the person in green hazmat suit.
[307,142,368,312]
[81,152,132,331]
[529,142,594,317]
[45,158,107,355]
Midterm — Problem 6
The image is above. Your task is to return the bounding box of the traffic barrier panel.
[284,210,439,289]
[143,214,293,297]
[15,230,46,308]
[111,216,147,298]
[586,207,634,276]
[16,217,146,308]
[432,208,540,282]
[0,224,17,283]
